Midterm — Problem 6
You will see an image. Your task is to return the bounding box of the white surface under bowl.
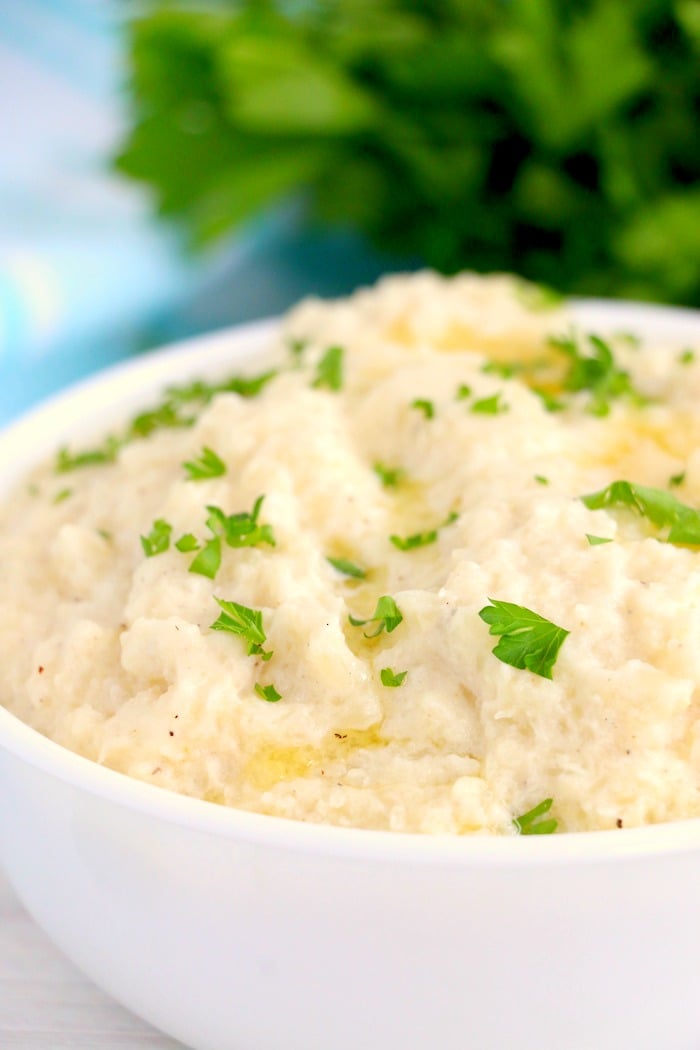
[2,305,700,1050]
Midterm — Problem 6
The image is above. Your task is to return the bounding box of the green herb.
[581,480,700,545]
[455,384,472,400]
[411,399,435,419]
[53,488,72,504]
[327,556,367,579]
[129,401,193,439]
[669,471,686,488]
[141,518,172,557]
[349,595,403,638]
[255,682,282,702]
[478,599,569,680]
[390,529,438,551]
[206,497,276,549]
[312,345,344,391]
[116,5,700,307]
[175,533,200,552]
[532,388,564,413]
[56,437,121,473]
[534,475,549,485]
[586,533,613,546]
[380,667,407,687]
[210,597,273,660]
[470,393,508,415]
[373,462,404,488]
[287,336,307,359]
[481,362,520,378]
[188,537,222,579]
[549,331,642,416]
[513,798,557,835]
[167,369,277,405]
[679,349,696,365]
[97,528,112,542]
[183,446,226,480]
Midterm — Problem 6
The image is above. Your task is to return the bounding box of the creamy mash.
[2,272,700,835]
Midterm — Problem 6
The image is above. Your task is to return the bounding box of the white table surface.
[0,864,185,1049]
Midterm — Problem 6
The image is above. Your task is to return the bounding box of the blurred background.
[2,0,699,422]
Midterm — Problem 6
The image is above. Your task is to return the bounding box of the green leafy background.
[117,0,700,305]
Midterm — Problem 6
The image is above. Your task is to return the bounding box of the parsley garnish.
[411,399,435,419]
[390,529,438,551]
[582,480,700,545]
[550,331,641,416]
[175,533,199,552]
[312,345,344,391]
[470,392,508,415]
[380,667,407,687]
[455,384,472,400]
[534,474,549,485]
[210,598,273,660]
[56,437,122,472]
[373,462,404,488]
[53,488,72,504]
[349,595,403,638]
[183,446,226,481]
[187,497,275,579]
[327,556,367,579]
[513,798,557,835]
[478,599,569,679]
[255,682,282,702]
[141,518,172,557]
[679,348,696,365]
[670,471,686,488]
[586,533,613,546]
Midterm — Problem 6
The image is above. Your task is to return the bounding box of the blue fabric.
[0,1,399,424]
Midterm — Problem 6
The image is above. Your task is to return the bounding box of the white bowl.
[2,305,700,1050]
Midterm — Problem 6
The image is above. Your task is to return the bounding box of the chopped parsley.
[390,529,437,551]
[581,480,700,545]
[470,392,508,415]
[478,599,569,680]
[411,398,435,419]
[455,384,472,400]
[210,598,273,660]
[141,518,172,557]
[56,437,122,472]
[534,475,549,485]
[373,462,404,488]
[175,533,200,552]
[380,667,407,687]
[549,330,642,417]
[679,348,696,365]
[255,682,282,702]
[187,497,275,579]
[327,556,367,579]
[183,446,226,481]
[312,345,344,391]
[513,798,557,835]
[166,369,277,405]
[349,595,403,638]
[670,471,686,488]
[53,488,72,504]
[586,533,613,546]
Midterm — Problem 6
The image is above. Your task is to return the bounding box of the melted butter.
[245,725,385,791]
[581,411,700,474]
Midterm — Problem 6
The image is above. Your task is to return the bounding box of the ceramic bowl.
[1,304,700,1050]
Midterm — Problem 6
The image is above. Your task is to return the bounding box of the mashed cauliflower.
[2,272,700,835]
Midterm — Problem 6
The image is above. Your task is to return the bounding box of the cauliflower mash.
[2,272,700,835]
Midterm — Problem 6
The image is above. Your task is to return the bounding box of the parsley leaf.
[312,345,344,391]
[380,667,407,687]
[374,462,404,488]
[207,496,276,549]
[56,437,122,472]
[470,392,508,415]
[455,384,472,400]
[581,480,700,545]
[255,682,282,702]
[390,529,438,551]
[513,798,557,835]
[478,599,569,679]
[183,446,227,480]
[679,348,695,365]
[175,533,200,552]
[141,518,172,557]
[586,533,613,546]
[550,331,641,416]
[349,595,403,638]
[411,398,435,419]
[188,537,222,579]
[327,556,367,579]
[210,597,273,660]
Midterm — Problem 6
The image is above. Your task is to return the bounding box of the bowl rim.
[3,296,700,866]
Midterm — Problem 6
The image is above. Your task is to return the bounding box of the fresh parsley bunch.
[117,0,700,305]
